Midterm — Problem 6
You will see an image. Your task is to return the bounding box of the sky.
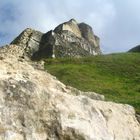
[0,0,140,53]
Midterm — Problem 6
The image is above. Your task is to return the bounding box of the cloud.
[102,0,140,53]
[0,0,139,53]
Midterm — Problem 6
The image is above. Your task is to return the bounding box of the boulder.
[0,45,139,140]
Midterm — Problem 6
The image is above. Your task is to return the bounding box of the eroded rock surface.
[54,19,82,38]
[0,45,139,140]
[78,23,100,54]
[11,28,43,59]
[11,19,101,60]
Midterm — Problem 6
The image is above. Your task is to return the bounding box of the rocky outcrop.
[78,23,100,54]
[11,19,102,60]
[11,28,44,59]
[54,19,82,38]
[0,45,139,140]
[128,45,140,52]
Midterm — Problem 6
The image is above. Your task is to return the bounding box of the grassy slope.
[44,53,140,113]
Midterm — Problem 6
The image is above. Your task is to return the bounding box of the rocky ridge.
[11,19,101,60]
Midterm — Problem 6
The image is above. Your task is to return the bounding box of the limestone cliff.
[0,44,139,139]
[78,23,100,54]
[11,19,102,60]
[11,28,44,59]
[54,19,82,38]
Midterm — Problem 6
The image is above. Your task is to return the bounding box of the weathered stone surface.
[0,44,25,60]
[11,19,102,60]
[11,28,44,58]
[33,30,95,59]
[79,23,101,54]
[66,86,105,101]
[0,46,139,140]
[54,19,82,38]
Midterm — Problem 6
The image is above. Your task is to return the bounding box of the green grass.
[44,53,140,114]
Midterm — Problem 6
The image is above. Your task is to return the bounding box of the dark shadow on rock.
[136,114,140,124]
[31,31,54,61]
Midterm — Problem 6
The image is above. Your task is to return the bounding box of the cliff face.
[11,19,101,60]
[11,28,44,59]
[78,23,100,53]
[54,19,82,38]
[0,44,139,140]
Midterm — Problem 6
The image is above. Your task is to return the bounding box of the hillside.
[44,53,140,114]
[129,45,140,52]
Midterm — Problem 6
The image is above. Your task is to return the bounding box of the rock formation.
[0,44,139,139]
[11,19,101,60]
[11,28,44,59]
[54,19,82,38]
[128,45,140,52]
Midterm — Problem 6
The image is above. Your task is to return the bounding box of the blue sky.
[0,0,140,53]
